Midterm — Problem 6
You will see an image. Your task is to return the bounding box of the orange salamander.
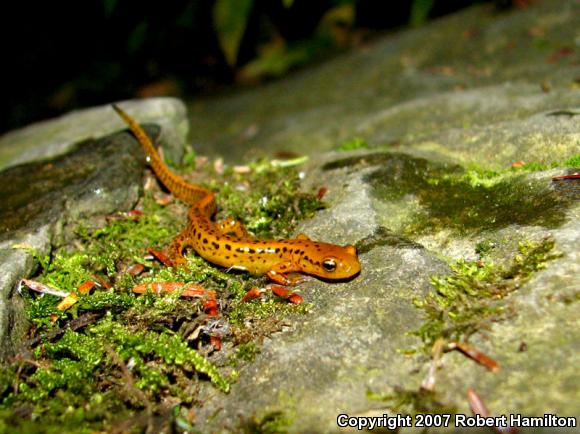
[113,105,360,286]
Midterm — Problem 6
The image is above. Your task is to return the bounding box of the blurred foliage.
[213,0,255,66]
[2,0,520,134]
[410,0,436,26]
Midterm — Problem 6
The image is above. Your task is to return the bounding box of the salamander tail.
[112,104,212,207]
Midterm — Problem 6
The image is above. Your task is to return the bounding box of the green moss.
[564,154,580,167]
[416,171,569,234]
[1,314,229,431]
[412,237,561,350]
[5,156,318,432]
[506,153,579,172]
[231,295,311,323]
[337,137,370,152]
[350,153,574,235]
[211,159,324,239]
[234,342,260,363]
[519,161,550,171]
[89,317,230,393]
[75,193,180,279]
[474,239,497,257]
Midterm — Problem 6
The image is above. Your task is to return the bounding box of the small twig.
[421,337,445,391]
[468,388,519,434]
[447,341,500,372]
[19,279,69,298]
[552,172,580,181]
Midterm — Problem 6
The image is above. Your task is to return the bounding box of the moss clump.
[3,155,319,432]
[354,153,573,235]
[412,237,561,350]
[564,154,580,167]
[211,159,324,239]
[409,169,571,234]
[229,297,311,326]
[474,239,497,256]
[508,153,580,172]
[234,342,260,363]
[337,137,370,152]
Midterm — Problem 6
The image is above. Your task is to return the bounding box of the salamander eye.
[322,258,337,272]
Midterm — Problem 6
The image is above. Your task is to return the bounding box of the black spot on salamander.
[203,238,208,244]
[236,247,244,253]
[275,248,280,253]
[225,256,230,260]
[248,248,255,254]
[212,242,219,250]
[225,244,231,251]
[282,247,287,253]
[197,233,201,240]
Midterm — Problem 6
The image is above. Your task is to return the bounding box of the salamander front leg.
[266,261,305,286]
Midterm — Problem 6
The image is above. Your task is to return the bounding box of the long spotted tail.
[112,104,213,209]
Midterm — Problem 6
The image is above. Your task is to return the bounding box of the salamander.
[113,105,360,285]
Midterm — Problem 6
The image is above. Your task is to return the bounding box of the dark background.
[2,0,522,135]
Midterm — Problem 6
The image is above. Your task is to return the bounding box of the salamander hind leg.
[168,228,195,267]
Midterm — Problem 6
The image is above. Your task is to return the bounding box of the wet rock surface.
[0,131,143,238]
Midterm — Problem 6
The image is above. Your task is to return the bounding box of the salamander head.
[303,243,361,280]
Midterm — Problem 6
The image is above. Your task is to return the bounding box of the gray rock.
[0,97,188,171]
